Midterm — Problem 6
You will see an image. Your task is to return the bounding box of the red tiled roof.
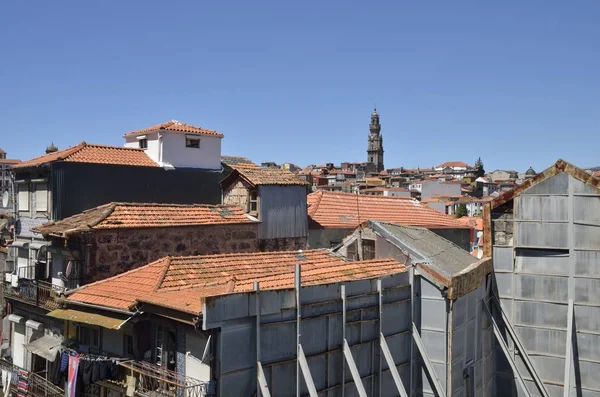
[456,216,483,230]
[0,159,21,165]
[594,170,600,178]
[33,203,256,237]
[307,191,468,229]
[68,250,405,314]
[222,165,309,187]
[124,120,223,138]
[436,161,473,169]
[14,142,158,168]
[221,156,257,166]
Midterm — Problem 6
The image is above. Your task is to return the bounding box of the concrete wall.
[492,172,600,397]
[85,223,259,283]
[425,201,447,214]
[125,131,222,170]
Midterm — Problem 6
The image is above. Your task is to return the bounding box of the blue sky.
[1,1,599,172]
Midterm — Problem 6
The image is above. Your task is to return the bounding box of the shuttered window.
[35,183,48,212]
[17,184,29,212]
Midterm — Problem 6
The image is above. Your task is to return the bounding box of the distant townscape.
[0,111,598,396]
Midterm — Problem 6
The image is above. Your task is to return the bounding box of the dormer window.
[139,138,148,149]
[185,135,200,148]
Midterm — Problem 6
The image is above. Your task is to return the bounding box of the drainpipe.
[158,133,163,165]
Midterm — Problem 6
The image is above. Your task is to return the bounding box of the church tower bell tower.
[367,108,384,172]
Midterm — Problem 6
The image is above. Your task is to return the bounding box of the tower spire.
[367,108,384,172]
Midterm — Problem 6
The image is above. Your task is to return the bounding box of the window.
[124,334,134,356]
[17,183,29,212]
[79,326,100,350]
[139,139,148,149]
[249,190,258,214]
[35,183,48,212]
[185,137,200,148]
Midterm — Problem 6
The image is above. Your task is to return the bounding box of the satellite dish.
[1,191,8,208]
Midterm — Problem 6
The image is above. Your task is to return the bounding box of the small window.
[124,334,134,356]
[249,190,258,214]
[18,183,29,212]
[139,139,148,149]
[79,326,100,349]
[35,183,48,212]
[186,138,200,148]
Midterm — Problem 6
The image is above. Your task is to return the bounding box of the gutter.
[66,300,137,316]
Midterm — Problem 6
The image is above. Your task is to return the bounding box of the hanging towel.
[67,355,80,397]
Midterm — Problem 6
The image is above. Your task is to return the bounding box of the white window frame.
[185,135,200,149]
[35,182,48,212]
[17,182,29,212]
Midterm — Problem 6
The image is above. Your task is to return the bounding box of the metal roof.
[371,221,478,288]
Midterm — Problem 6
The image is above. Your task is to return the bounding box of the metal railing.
[4,279,61,311]
[0,359,64,397]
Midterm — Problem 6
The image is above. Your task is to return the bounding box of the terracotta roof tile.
[222,165,309,187]
[14,142,157,168]
[221,156,257,166]
[308,191,468,229]
[436,161,473,169]
[456,216,483,230]
[0,159,21,165]
[68,250,405,314]
[33,203,256,237]
[124,120,223,138]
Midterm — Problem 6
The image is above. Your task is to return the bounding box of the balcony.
[4,278,62,311]
[0,359,64,397]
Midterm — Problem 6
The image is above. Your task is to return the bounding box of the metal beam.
[377,280,383,397]
[483,304,531,397]
[343,339,368,397]
[490,296,550,397]
[295,264,301,397]
[298,344,319,397]
[257,362,272,397]
[412,323,446,397]
[563,299,574,397]
[341,284,346,397]
[380,332,409,397]
[255,282,265,397]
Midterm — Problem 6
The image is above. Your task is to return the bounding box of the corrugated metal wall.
[493,172,600,397]
[258,185,308,240]
[203,273,412,396]
[51,162,221,219]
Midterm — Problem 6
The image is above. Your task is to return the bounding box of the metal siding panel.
[258,185,308,239]
[494,246,514,271]
[515,248,570,276]
[495,273,513,298]
[382,300,411,335]
[514,274,569,302]
[522,172,568,195]
[574,250,600,277]
[420,329,446,362]
[52,162,221,219]
[261,322,297,364]
[420,277,444,299]
[453,295,467,327]
[574,304,600,333]
[420,299,446,331]
[515,222,569,249]
[514,301,568,328]
[219,321,255,373]
[574,224,600,250]
[575,331,600,362]
[574,196,600,224]
[572,175,600,195]
[574,277,600,304]
[513,195,568,222]
[514,326,566,356]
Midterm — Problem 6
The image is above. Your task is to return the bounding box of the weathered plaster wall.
[87,223,259,282]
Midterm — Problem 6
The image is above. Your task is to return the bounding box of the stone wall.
[87,223,259,283]
[223,179,251,212]
[258,237,306,252]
